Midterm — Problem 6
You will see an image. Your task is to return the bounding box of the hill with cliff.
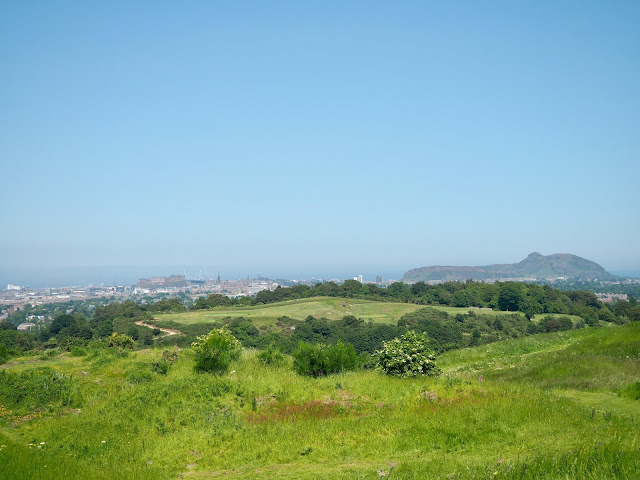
[402,252,617,282]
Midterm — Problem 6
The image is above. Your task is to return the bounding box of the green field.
[156,297,525,326]
[156,297,426,325]
[1,322,639,479]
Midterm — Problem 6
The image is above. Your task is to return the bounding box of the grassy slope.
[156,297,425,325]
[155,297,524,326]
[1,324,639,479]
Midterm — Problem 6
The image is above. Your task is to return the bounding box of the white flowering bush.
[375,330,440,377]
[192,327,242,374]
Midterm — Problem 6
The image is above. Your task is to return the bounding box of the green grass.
[156,297,425,325]
[530,313,583,324]
[1,324,639,479]
[156,297,528,327]
[431,305,523,317]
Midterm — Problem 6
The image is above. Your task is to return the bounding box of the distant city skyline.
[1,256,638,290]
[1,2,639,277]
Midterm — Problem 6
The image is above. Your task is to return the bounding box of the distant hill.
[402,252,618,282]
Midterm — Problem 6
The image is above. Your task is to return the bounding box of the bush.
[107,333,136,350]
[292,341,357,377]
[541,316,573,333]
[192,327,242,374]
[152,347,179,375]
[375,330,440,377]
[151,360,169,375]
[257,344,286,366]
[125,367,152,384]
[621,381,640,400]
[69,346,87,357]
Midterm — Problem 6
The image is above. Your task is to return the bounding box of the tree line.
[2,280,639,364]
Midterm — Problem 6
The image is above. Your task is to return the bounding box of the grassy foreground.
[1,324,639,479]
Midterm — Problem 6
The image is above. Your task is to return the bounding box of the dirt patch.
[246,398,362,424]
[135,320,181,336]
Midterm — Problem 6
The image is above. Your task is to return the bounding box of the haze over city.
[2,1,639,284]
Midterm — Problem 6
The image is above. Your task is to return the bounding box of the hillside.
[1,323,639,479]
[403,252,617,282]
[156,297,424,326]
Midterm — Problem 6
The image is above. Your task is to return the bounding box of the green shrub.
[41,348,59,359]
[69,346,87,357]
[192,327,242,374]
[151,347,179,375]
[125,368,153,384]
[292,341,357,377]
[257,344,286,366]
[375,330,440,377]
[621,381,640,400]
[107,332,136,350]
[151,360,169,375]
[357,351,375,369]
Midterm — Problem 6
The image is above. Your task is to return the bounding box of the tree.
[127,326,139,341]
[50,314,77,335]
[342,280,362,297]
[497,283,524,312]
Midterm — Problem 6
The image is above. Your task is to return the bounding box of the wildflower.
[101,440,106,444]
[378,470,388,478]
[40,442,45,445]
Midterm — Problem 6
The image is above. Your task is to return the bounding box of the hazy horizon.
[2,253,639,289]
[2,2,639,277]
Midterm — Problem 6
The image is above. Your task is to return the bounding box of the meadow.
[155,297,425,325]
[155,297,577,329]
[1,322,639,479]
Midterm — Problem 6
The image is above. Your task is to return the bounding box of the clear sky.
[1,1,639,282]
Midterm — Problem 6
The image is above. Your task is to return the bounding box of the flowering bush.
[192,327,242,374]
[375,330,440,377]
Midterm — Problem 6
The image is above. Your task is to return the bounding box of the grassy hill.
[155,297,520,328]
[1,323,639,479]
[155,297,426,326]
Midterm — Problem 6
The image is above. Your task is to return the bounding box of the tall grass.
[1,324,639,479]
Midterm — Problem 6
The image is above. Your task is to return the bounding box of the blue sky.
[1,1,639,281]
